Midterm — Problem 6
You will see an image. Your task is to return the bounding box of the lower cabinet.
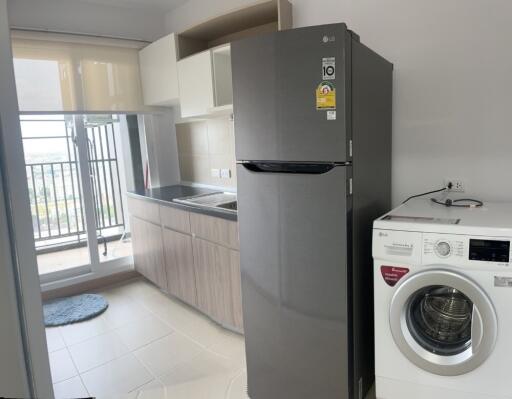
[192,237,243,330]
[162,227,197,306]
[130,201,243,332]
[229,250,243,330]
[130,216,167,289]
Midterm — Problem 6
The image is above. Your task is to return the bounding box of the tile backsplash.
[176,116,237,188]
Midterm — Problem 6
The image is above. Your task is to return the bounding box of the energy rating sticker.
[316,81,336,110]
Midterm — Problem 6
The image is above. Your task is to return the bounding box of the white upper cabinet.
[212,45,233,110]
[177,50,215,118]
[139,33,179,106]
[177,44,232,119]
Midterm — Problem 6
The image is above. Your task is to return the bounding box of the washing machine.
[373,199,512,399]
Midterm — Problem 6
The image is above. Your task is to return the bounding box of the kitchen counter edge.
[127,188,238,222]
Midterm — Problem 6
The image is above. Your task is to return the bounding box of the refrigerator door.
[237,163,350,399]
[232,23,350,163]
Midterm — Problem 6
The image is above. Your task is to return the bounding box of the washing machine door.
[389,269,498,376]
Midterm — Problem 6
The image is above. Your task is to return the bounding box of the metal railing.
[25,118,126,250]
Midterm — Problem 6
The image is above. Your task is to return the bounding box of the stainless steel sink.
[173,192,237,213]
[216,201,237,211]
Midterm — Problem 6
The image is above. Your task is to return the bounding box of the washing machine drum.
[408,287,473,356]
[389,269,498,376]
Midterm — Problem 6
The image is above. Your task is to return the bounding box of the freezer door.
[232,24,349,162]
[237,164,350,399]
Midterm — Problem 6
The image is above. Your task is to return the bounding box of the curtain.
[11,30,149,113]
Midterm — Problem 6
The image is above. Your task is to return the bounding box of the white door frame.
[74,115,101,270]
[0,3,53,397]
[36,114,135,290]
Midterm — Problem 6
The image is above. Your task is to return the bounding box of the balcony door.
[21,114,133,284]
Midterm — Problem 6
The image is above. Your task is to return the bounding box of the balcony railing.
[24,118,126,251]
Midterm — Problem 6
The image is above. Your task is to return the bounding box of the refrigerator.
[232,23,393,399]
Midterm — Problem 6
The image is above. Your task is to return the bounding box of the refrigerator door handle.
[240,162,343,175]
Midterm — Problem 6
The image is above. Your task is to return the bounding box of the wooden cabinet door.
[192,237,243,329]
[131,216,167,289]
[160,206,190,234]
[162,227,197,306]
[229,250,244,331]
[192,238,219,318]
[130,216,148,277]
[127,197,160,225]
[190,213,239,250]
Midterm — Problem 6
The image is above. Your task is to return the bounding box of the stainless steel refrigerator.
[232,23,393,399]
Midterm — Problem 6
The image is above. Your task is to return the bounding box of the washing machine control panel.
[435,241,451,257]
[422,233,512,268]
[424,235,464,259]
[374,229,512,269]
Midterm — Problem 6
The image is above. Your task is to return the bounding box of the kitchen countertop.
[127,185,237,221]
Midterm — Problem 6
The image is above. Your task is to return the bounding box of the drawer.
[160,205,191,234]
[190,212,239,250]
[127,197,160,225]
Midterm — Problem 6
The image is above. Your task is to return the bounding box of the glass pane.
[22,115,91,275]
[21,120,68,138]
[84,115,133,263]
[407,285,473,356]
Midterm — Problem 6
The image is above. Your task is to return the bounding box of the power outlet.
[445,178,465,192]
[221,168,231,178]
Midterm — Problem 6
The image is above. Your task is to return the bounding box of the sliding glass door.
[21,114,133,283]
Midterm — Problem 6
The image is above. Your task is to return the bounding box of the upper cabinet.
[139,0,292,117]
[138,33,179,106]
[177,45,233,118]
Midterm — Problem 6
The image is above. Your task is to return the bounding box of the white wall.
[166,0,512,205]
[7,0,167,41]
[142,114,181,188]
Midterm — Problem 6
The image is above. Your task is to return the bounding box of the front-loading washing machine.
[373,199,512,399]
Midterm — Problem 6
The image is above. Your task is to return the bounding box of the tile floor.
[46,278,247,399]
[46,277,376,399]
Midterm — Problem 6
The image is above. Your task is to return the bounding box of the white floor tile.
[134,332,203,377]
[207,330,246,365]
[155,305,226,348]
[227,371,249,399]
[122,280,166,302]
[186,350,242,378]
[49,348,78,383]
[94,391,137,399]
[159,373,233,399]
[158,362,207,386]
[59,316,109,347]
[81,353,153,397]
[53,376,88,399]
[132,379,165,397]
[46,328,66,353]
[159,350,241,388]
[102,300,152,330]
[115,314,173,351]
[68,330,130,373]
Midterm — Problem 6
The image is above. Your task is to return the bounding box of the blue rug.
[43,294,109,327]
